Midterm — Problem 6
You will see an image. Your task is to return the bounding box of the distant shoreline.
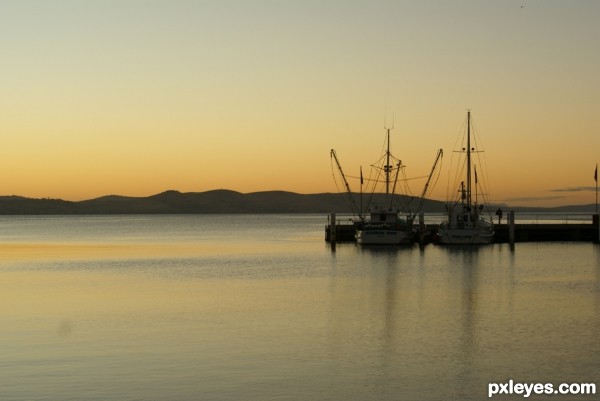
[0,189,596,215]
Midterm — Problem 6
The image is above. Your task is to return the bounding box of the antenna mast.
[466,110,472,208]
[384,113,394,201]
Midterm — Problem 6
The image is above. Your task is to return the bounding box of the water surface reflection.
[1,216,599,400]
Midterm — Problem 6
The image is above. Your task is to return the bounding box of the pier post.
[508,211,515,246]
[594,214,600,244]
[329,213,337,244]
[419,212,425,247]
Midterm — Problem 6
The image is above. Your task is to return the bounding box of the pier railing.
[499,213,595,225]
[421,213,597,225]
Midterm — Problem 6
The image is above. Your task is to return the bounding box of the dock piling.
[508,211,515,246]
[329,213,337,244]
[419,212,425,247]
[595,214,600,244]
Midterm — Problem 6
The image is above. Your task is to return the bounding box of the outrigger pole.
[360,165,364,218]
[330,149,361,219]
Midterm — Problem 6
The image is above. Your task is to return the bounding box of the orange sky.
[1,1,598,206]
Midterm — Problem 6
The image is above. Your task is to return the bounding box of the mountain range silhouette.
[0,190,595,214]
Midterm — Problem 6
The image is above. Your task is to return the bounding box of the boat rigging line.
[415,148,444,214]
[330,149,361,218]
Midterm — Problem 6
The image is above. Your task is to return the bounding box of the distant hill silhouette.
[0,190,596,214]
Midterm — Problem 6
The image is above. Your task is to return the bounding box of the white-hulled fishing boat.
[437,111,494,244]
[355,125,414,245]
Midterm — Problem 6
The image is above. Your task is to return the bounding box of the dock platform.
[325,220,600,244]
[494,223,599,243]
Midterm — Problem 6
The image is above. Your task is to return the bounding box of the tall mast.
[383,113,395,209]
[385,127,391,197]
[466,110,472,208]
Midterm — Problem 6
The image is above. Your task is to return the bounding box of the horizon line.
[0,189,597,210]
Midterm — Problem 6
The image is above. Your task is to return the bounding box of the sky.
[1,0,599,206]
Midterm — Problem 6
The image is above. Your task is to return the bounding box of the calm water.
[1,215,599,401]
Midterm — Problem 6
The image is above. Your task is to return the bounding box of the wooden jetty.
[325,214,600,245]
[494,223,598,243]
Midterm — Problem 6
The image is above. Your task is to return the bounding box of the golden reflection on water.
[0,248,337,400]
[0,243,146,261]
[0,240,327,343]
[0,241,238,261]
[2,237,600,401]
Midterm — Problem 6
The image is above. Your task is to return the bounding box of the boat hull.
[356,229,414,245]
[437,228,494,245]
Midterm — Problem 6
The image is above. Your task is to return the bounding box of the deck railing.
[501,213,595,225]
[328,212,598,226]
[403,213,596,226]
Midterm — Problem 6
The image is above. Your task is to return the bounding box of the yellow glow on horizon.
[0,1,598,206]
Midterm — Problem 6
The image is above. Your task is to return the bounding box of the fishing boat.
[437,111,494,244]
[354,125,415,245]
[355,207,414,245]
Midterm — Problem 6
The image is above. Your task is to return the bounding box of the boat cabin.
[369,209,401,224]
